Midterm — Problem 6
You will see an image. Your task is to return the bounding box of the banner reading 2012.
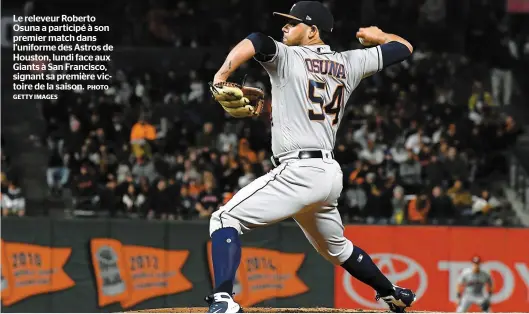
[90,238,192,309]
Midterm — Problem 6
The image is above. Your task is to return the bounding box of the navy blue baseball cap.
[273,1,334,32]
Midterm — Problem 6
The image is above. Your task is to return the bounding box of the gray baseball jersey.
[257,40,382,156]
[210,40,383,267]
[456,268,492,312]
[458,268,493,296]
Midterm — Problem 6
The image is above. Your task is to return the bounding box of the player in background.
[456,256,494,312]
[206,1,414,313]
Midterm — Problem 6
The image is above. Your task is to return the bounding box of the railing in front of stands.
[509,153,529,213]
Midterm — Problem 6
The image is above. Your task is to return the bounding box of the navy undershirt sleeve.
[379,41,411,68]
[246,32,277,62]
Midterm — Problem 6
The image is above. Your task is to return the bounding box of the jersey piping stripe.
[219,163,290,228]
[376,46,381,72]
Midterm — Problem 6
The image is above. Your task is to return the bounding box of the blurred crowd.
[1,137,26,217]
[40,56,523,226]
[10,0,527,227]
[20,0,529,54]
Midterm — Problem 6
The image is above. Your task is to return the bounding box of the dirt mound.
[129,307,428,313]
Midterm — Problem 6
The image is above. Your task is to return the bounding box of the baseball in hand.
[356,26,384,46]
[358,37,375,46]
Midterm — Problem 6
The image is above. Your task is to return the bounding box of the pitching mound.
[129,307,429,313]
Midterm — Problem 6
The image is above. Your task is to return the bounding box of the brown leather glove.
[209,82,264,118]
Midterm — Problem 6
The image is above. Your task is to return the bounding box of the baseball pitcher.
[206,1,414,313]
[456,256,494,313]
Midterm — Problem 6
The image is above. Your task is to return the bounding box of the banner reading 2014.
[207,242,308,307]
[90,238,192,309]
[0,239,75,306]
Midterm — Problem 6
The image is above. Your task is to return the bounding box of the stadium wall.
[1,218,528,312]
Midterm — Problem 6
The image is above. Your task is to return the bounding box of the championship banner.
[0,239,75,306]
[90,238,192,309]
[1,239,12,301]
[207,242,308,306]
[334,226,529,312]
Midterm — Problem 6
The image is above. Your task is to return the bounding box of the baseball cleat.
[376,285,416,313]
[205,292,243,313]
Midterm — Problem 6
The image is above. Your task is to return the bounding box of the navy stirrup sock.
[341,246,394,296]
[211,227,241,295]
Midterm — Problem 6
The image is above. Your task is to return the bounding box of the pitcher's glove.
[209,82,264,118]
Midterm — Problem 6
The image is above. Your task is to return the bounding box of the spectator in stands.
[489,24,518,107]
[261,159,273,174]
[399,151,422,193]
[63,114,84,157]
[468,81,494,111]
[116,163,131,184]
[101,174,119,215]
[195,179,220,219]
[179,158,199,184]
[359,140,384,166]
[443,124,460,149]
[1,181,25,217]
[47,141,70,196]
[217,123,238,154]
[73,164,100,211]
[188,178,204,200]
[390,185,407,225]
[363,173,382,222]
[424,155,445,188]
[444,147,468,182]
[405,128,431,154]
[178,185,195,220]
[429,186,455,223]
[407,192,431,224]
[147,178,173,220]
[447,180,473,212]
[111,114,129,150]
[122,183,145,218]
[132,156,158,184]
[96,145,117,179]
[74,165,97,198]
[390,143,409,164]
[417,145,432,167]
[343,179,367,223]
[238,138,257,164]
[472,189,500,216]
[502,116,523,147]
[188,70,205,103]
[138,176,151,198]
[237,160,256,189]
[130,114,157,159]
[195,122,216,148]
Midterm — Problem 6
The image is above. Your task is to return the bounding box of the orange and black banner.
[90,238,193,309]
[206,241,309,307]
[1,218,334,312]
[0,239,75,306]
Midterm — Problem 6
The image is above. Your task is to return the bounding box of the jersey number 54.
[307,79,344,125]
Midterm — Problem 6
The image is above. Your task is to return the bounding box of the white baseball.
[358,37,365,45]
